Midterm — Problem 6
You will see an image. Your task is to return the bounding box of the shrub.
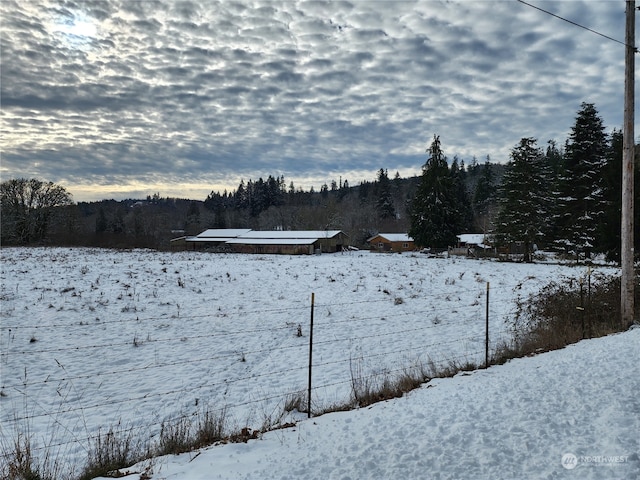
[508,274,637,357]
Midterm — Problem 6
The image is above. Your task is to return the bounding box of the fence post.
[587,266,592,337]
[580,277,585,339]
[485,282,490,368]
[307,292,315,418]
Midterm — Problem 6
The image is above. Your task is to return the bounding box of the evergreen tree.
[358,181,371,203]
[612,137,640,263]
[598,129,623,261]
[339,178,350,199]
[495,137,550,262]
[265,175,284,208]
[96,207,108,234]
[472,159,496,233]
[409,135,460,249]
[235,180,248,209]
[376,168,395,219]
[555,103,608,258]
[185,201,201,234]
[543,139,565,247]
[450,157,473,232]
[544,140,564,177]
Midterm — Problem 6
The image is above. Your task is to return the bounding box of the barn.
[367,233,415,253]
[226,230,348,254]
[172,229,349,254]
[226,237,318,255]
[171,229,252,251]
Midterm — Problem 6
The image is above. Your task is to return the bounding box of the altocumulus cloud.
[0,0,632,201]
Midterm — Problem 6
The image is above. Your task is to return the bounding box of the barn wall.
[369,236,414,252]
[229,243,314,255]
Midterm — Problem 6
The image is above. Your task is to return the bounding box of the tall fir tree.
[598,129,622,261]
[375,168,396,219]
[542,139,565,246]
[597,130,640,262]
[409,135,461,249]
[472,158,496,233]
[495,137,550,262]
[555,102,608,258]
[450,157,474,233]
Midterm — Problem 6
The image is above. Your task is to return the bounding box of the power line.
[517,0,636,51]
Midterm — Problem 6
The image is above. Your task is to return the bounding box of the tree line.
[0,102,636,261]
[409,103,637,262]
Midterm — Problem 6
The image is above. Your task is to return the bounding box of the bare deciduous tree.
[1,178,73,244]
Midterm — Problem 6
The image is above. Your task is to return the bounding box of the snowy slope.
[99,328,640,480]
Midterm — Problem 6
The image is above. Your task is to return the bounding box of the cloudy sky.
[0,0,634,202]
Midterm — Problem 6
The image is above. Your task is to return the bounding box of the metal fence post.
[485,282,490,368]
[587,267,592,337]
[307,292,315,418]
[580,277,585,339]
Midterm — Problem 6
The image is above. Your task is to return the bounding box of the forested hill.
[0,163,504,250]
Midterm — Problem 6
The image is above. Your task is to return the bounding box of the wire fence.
[1,266,608,476]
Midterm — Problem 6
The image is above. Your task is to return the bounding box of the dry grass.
[283,391,307,414]
[349,358,431,408]
[1,421,66,480]
[76,425,147,480]
[194,408,227,449]
[3,433,52,480]
[156,417,193,457]
[155,407,228,457]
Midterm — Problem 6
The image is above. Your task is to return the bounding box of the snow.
[104,327,640,480]
[232,230,343,239]
[456,233,487,245]
[186,229,344,246]
[368,233,414,243]
[0,247,634,479]
[225,238,316,245]
[195,229,252,239]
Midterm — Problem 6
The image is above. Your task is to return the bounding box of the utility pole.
[621,0,636,327]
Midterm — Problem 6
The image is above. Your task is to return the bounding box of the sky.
[0,0,635,202]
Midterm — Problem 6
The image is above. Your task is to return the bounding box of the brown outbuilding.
[367,233,415,253]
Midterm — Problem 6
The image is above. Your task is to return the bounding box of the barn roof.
[457,234,486,245]
[184,229,346,245]
[187,236,241,243]
[237,230,343,240]
[196,229,252,238]
[225,238,317,245]
[368,233,414,243]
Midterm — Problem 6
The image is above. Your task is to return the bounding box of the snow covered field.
[0,247,626,477]
[100,326,640,480]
